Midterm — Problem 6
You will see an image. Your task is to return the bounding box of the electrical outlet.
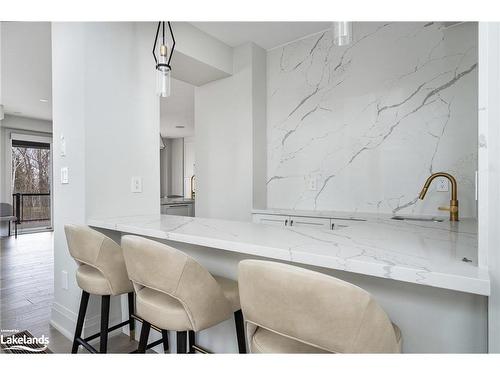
[62,270,68,290]
[307,176,318,191]
[436,177,449,192]
[131,176,142,193]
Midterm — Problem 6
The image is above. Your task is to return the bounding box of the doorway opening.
[11,136,52,233]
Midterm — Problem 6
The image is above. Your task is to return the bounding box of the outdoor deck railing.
[12,193,51,224]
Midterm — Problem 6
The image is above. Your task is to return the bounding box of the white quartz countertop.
[88,214,489,296]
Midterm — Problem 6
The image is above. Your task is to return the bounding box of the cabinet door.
[165,205,190,216]
[252,214,289,227]
[289,216,330,229]
[187,203,194,217]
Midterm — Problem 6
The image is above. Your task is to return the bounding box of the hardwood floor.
[1,231,142,354]
[1,232,54,340]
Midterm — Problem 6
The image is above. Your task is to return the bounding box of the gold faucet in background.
[418,172,459,221]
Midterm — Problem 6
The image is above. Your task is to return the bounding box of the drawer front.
[289,216,330,229]
[252,214,289,227]
[164,205,190,216]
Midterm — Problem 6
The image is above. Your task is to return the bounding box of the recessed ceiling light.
[175,125,185,128]
[39,99,49,103]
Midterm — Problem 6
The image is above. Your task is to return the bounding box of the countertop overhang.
[88,213,490,296]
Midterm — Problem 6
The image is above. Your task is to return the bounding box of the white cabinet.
[253,213,331,229]
[289,216,331,229]
[253,214,289,226]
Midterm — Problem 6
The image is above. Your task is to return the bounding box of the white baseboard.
[50,301,124,345]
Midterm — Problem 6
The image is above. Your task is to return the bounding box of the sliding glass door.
[11,136,52,233]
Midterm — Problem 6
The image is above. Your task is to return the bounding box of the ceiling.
[160,78,194,138]
[1,22,52,121]
[191,22,332,50]
[0,21,332,125]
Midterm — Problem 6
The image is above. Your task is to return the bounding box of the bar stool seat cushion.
[250,323,402,353]
[76,264,114,296]
[136,286,192,331]
[134,275,240,332]
[212,276,240,312]
[251,326,329,353]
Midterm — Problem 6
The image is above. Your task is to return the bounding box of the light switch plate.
[436,177,449,192]
[60,167,69,184]
[60,135,66,157]
[131,176,142,193]
[62,270,68,290]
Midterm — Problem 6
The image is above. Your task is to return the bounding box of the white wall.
[50,22,160,339]
[160,78,195,138]
[84,22,160,219]
[51,22,89,336]
[479,22,500,353]
[267,22,478,217]
[1,114,52,133]
[195,43,266,221]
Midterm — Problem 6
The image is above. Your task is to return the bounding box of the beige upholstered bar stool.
[64,225,167,353]
[238,260,402,353]
[121,235,246,354]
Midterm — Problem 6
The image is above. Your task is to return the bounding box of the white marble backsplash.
[267,22,478,217]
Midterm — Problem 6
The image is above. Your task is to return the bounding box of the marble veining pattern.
[267,22,478,217]
[88,214,489,295]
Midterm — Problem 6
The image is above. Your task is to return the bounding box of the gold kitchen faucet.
[418,172,459,222]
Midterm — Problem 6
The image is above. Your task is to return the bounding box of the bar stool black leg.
[188,331,195,353]
[161,330,169,353]
[137,321,151,353]
[234,310,246,354]
[128,292,135,341]
[72,291,90,353]
[177,331,187,354]
[100,295,110,353]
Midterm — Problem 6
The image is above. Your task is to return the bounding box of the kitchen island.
[89,213,488,353]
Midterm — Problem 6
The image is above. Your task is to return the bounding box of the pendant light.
[332,22,353,46]
[153,22,176,97]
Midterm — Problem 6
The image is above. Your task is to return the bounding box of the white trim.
[478,23,489,269]
[50,301,124,345]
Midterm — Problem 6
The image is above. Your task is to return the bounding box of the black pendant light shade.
[153,22,176,97]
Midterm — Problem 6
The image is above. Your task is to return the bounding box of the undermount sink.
[391,216,444,223]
